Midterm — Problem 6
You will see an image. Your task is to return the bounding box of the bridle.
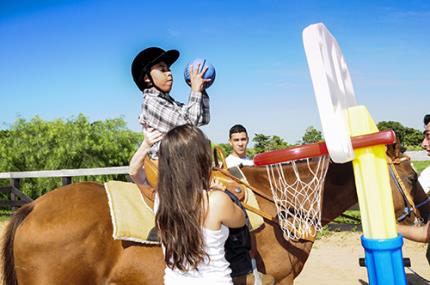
[387,155,430,223]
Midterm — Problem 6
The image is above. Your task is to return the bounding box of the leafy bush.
[377,121,423,148]
[0,115,141,198]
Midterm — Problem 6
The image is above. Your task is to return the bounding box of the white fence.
[405,150,430,161]
[0,167,130,208]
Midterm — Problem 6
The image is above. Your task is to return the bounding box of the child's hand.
[189,63,212,92]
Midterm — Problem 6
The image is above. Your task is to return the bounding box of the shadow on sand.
[357,273,430,285]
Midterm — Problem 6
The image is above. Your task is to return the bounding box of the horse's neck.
[321,162,357,225]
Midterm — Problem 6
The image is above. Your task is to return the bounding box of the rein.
[387,156,417,222]
[387,155,430,223]
[415,197,430,211]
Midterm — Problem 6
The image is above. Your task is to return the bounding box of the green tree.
[252,133,289,154]
[215,143,232,157]
[0,115,141,198]
[402,127,423,147]
[301,126,323,144]
[253,134,271,154]
[377,121,422,149]
[377,121,405,141]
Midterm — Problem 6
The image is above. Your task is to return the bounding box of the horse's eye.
[406,175,417,185]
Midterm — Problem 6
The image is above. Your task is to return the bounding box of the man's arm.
[398,221,430,243]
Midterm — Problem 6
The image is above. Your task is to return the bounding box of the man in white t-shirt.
[225,124,254,168]
[419,166,430,194]
[419,114,430,194]
[423,114,430,155]
[398,114,430,265]
[224,124,275,284]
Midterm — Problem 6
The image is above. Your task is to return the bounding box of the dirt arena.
[0,222,428,284]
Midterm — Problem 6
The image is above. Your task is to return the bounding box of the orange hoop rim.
[253,130,396,166]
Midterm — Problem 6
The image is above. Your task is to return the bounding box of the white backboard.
[303,23,357,163]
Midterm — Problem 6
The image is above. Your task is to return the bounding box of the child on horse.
[131,47,210,159]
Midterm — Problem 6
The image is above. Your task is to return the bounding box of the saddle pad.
[228,166,264,231]
[104,181,159,244]
[245,187,264,231]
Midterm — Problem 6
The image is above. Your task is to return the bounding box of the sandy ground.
[0,222,428,284]
[295,231,430,285]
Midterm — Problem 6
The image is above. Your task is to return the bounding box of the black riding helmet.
[131,47,180,91]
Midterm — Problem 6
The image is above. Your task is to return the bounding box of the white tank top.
[154,194,233,284]
[164,225,233,285]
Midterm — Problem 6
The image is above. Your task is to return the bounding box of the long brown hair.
[156,125,212,271]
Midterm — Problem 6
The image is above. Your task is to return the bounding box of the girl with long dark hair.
[130,124,245,284]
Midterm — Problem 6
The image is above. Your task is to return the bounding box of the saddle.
[141,156,247,205]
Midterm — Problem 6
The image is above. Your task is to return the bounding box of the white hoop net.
[266,155,330,240]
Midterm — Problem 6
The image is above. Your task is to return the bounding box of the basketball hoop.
[254,130,396,241]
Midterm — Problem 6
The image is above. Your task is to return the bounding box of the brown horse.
[2,144,429,285]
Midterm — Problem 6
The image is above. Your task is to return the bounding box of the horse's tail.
[2,203,34,285]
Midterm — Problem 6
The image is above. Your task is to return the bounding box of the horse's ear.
[395,136,402,157]
[386,143,395,159]
[386,136,402,161]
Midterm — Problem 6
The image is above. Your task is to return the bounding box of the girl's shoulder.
[207,190,236,216]
[206,189,245,229]
[208,189,231,206]
[204,190,232,230]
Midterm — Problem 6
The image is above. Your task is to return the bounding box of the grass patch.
[316,210,362,239]
[0,209,12,222]
[316,225,332,239]
[332,210,361,224]
[412,160,430,175]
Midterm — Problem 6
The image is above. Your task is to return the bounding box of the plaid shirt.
[139,87,210,156]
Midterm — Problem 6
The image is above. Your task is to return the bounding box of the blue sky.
[1,0,429,145]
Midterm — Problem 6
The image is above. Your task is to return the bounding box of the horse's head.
[386,137,430,225]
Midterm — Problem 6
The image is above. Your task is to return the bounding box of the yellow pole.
[346,105,397,239]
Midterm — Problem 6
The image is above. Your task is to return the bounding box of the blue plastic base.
[361,235,407,285]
